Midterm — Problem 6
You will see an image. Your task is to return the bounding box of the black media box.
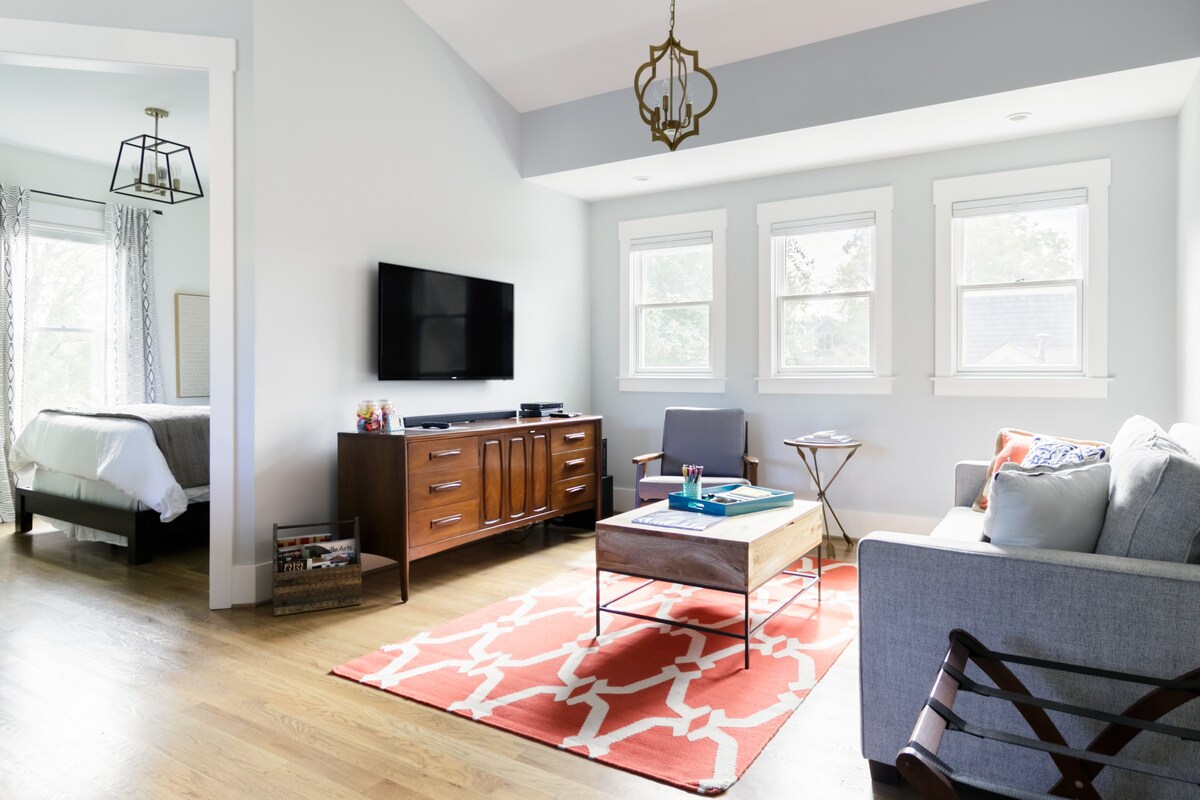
[520,402,563,417]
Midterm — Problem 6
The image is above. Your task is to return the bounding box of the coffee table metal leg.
[595,569,601,639]
[744,592,751,670]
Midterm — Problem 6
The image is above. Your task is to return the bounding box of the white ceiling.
[0,61,208,177]
[404,0,990,112]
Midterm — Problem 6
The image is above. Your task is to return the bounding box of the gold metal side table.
[783,435,862,557]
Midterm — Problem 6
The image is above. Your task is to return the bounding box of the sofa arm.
[858,531,1200,796]
[954,460,989,508]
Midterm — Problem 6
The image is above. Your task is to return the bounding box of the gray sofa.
[859,430,1200,798]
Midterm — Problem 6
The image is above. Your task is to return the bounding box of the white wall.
[247,1,589,588]
[0,142,209,405]
[589,118,1180,530]
[1178,75,1200,420]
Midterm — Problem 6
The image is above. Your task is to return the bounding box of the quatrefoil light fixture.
[634,0,718,151]
[109,107,204,204]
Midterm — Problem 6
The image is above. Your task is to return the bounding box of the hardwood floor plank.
[1,523,921,799]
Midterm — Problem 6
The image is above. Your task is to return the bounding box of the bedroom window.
[23,213,107,424]
[618,209,727,393]
[933,160,1110,398]
[756,187,893,394]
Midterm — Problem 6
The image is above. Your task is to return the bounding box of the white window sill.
[757,376,894,395]
[932,376,1111,398]
[618,376,728,394]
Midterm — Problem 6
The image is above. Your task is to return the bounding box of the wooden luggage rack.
[897,629,1200,799]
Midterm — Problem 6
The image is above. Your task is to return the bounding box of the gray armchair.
[631,407,759,507]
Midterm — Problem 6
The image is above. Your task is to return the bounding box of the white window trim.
[933,159,1111,398]
[618,209,727,393]
[756,186,893,395]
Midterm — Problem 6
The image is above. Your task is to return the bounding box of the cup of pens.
[682,464,704,499]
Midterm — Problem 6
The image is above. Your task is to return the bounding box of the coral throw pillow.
[973,429,1035,511]
[973,428,1109,512]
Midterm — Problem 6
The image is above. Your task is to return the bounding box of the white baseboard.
[612,486,938,538]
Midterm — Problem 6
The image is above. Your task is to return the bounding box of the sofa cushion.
[973,428,1107,512]
[1021,436,1107,470]
[1096,445,1200,564]
[930,506,986,542]
[1167,422,1200,458]
[982,462,1111,552]
[1110,415,1188,462]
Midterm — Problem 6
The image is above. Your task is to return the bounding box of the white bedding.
[10,411,191,522]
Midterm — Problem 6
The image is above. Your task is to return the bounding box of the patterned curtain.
[105,204,164,404]
[0,184,29,521]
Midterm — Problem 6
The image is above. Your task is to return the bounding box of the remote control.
[549,411,581,418]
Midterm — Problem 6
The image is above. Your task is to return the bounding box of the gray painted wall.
[589,118,1179,527]
[0,142,209,406]
[525,0,1200,177]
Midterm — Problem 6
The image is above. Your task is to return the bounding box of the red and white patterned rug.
[332,559,858,794]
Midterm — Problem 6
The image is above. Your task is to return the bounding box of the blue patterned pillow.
[1021,436,1108,469]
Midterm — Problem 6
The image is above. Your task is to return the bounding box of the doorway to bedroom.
[0,20,236,609]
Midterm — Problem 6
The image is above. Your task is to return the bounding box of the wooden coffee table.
[594,499,824,669]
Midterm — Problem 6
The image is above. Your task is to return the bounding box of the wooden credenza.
[337,415,602,600]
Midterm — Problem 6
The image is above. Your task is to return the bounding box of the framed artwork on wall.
[175,292,209,398]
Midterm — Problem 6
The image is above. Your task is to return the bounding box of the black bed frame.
[15,487,210,565]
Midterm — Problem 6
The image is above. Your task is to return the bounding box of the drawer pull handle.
[430,448,462,459]
[563,433,586,441]
[565,458,586,467]
[565,485,587,494]
[431,514,462,527]
[431,481,462,493]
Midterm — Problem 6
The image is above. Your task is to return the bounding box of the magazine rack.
[897,629,1200,799]
[272,517,362,616]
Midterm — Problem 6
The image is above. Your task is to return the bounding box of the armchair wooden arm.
[743,453,759,485]
[632,452,664,507]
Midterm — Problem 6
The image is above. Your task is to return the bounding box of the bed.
[9,404,210,564]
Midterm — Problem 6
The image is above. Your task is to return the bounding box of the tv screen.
[377,263,514,380]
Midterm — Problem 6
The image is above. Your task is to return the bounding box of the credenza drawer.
[408,436,480,471]
[550,423,596,454]
[408,499,480,548]
[407,467,482,512]
[551,475,596,508]
[551,449,594,481]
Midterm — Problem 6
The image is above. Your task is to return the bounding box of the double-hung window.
[933,160,1110,397]
[619,209,726,392]
[21,201,108,426]
[757,187,893,394]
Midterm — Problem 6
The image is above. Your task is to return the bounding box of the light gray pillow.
[1095,445,1200,564]
[1109,415,1188,462]
[982,462,1111,552]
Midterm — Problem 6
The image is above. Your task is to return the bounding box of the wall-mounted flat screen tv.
[377,262,514,380]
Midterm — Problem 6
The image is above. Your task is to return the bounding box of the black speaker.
[601,437,608,476]
[601,474,613,518]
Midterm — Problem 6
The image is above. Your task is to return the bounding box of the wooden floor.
[0,521,924,800]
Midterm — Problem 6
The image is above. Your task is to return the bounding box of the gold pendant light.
[634,0,718,151]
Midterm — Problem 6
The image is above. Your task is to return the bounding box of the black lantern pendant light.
[634,0,718,151]
[109,107,204,204]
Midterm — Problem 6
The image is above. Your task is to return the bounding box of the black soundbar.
[402,409,517,427]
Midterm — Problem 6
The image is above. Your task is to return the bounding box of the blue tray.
[667,484,795,516]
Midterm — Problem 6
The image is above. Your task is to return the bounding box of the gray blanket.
[44,404,210,489]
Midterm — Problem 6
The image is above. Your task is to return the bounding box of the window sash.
[955,280,1083,373]
[633,242,714,374]
[775,291,875,374]
[770,223,877,374]
[950,191,1088,375]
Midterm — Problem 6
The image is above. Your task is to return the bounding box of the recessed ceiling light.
[1005,111,1033,122]
[632,175,650,182]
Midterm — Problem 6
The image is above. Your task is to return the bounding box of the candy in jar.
[356,399,381,431]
